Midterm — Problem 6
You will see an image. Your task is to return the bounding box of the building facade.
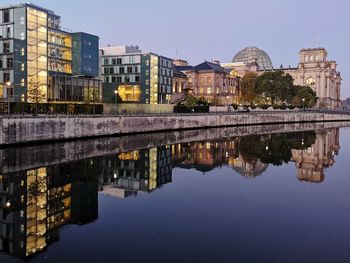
[223,46,342,109]
[0,3,101,104]
[100,45,173,104]
[176,61,240,104]
[282,48,341,109]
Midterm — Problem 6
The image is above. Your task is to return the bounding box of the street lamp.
[302,98,305,111]
[6,81,11,115]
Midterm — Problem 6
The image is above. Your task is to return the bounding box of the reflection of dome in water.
[232,46,273,70]
[229,156,268,178]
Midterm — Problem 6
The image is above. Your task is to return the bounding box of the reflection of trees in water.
[238,131,316,166]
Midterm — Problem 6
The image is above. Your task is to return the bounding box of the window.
[117,58,122,65]
[310,55,314,62]
[207,87,211,94]
[0,59,2,68]
[112,58,116,65]
[207,77,212,83]
[135,76,140,82]
[104,58,109,65]
[3,10,10,23]
[119,67,124,74]
[112,76,116,82]
[6,26,11,38]
[305,56,309,63]
[109,67,114,74]
[116,76,122,82]
[200,77,204,84]
[188,77,192,84]
[127,66,132,73]
[3,72,10,82]
[6,57,13,68]
[3,42,10,53]
[134,66,138,73]
[104,67,108,74]
[306,77,316,85]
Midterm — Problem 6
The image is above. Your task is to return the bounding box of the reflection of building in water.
[100,146,172,198]
[172,140,269,178]
[229,155,268,178]
[0,159,98,259]
[291,129,340,183]
[172,140,239,172]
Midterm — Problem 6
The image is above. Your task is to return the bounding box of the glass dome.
[232,46,273,70]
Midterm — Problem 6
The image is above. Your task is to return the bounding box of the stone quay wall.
[0,112,350,146]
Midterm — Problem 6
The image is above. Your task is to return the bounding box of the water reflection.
[0,126,342,260]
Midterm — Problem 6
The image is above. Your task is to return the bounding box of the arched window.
[306,77,316,85]
[305,56,309,63]
[310,55,314,62]
[315,55,319,61]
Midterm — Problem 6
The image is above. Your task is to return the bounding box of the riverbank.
[1,111,350,145]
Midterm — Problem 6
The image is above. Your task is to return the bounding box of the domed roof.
[232,46,273,70]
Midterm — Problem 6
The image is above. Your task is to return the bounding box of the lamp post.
[302,98,305,111]
[6,81,11,115]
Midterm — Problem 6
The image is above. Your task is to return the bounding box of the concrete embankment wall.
[0,112,350,145]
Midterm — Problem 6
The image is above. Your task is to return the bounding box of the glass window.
[207,77,212,83]
[6,57,13,68]
[3,10,10,23]
[3,42,10,53]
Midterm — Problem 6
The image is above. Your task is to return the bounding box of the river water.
[1,123,350,263]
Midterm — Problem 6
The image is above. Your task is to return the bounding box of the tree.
[240,72,257,104]
[27,78,47,115]
[255,70,295,104]
[183,95,199,106]
[291,85,317,108]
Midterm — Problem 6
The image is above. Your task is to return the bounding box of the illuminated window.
[207,77,212,83]
[188,77,192,84]
[200,77,204,84]
[306,77,316,85]
[117,84,141,102]
[207,87,211,94]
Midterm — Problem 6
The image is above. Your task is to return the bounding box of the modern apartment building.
[0,3,101,104]
[100,45,173,104]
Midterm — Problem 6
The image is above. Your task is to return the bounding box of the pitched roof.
[173,67,188,78]
[175,65,194,72]
[194,61,225,73]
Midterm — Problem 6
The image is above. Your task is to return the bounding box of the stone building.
[291,128,340,183]
[176,61,240,104]
[282,48,341,109]
[222,46,342,109]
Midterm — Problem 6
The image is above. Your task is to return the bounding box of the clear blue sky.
[4,0,350,98]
